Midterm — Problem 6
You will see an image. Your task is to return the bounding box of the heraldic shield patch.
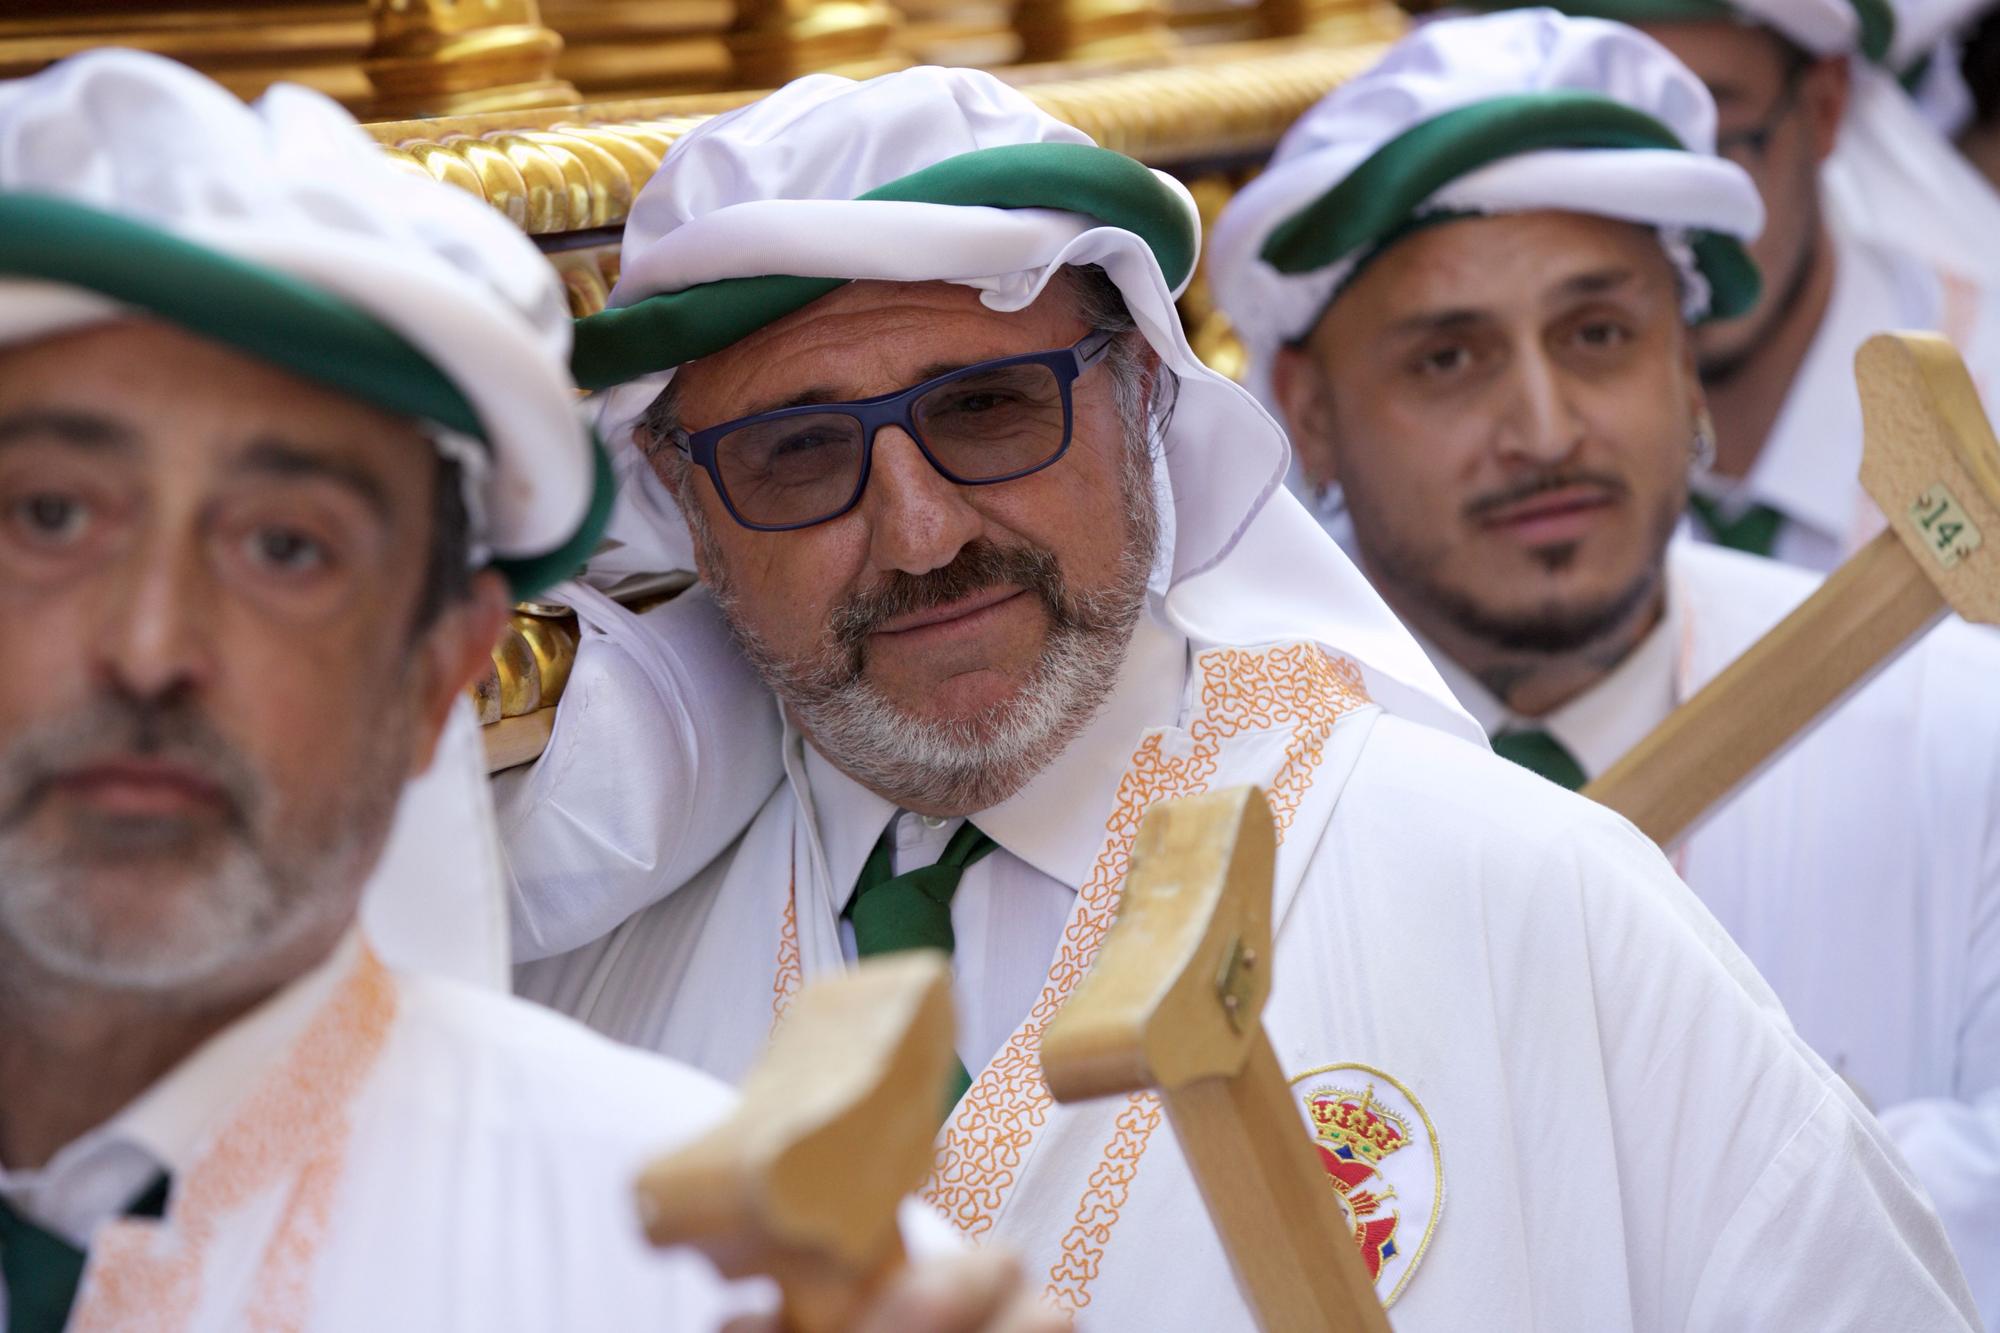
[1289,1062,1443,1306]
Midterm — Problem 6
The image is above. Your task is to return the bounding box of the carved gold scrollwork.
[1015,0,1174,65]
[364,0,581,119]
[469,606,580,724]
[372,40,1398,235]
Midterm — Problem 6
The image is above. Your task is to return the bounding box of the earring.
[1691,407,1718,473]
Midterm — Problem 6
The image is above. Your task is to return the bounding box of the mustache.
[1463,467,1630,522]
[0,696,261,833]
[829,540,1076,652]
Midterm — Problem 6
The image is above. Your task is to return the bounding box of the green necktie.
[1688,494,1785,558]
[844,819,998,1115]
[0,1173,169,1333]
[1491,728,1589,792]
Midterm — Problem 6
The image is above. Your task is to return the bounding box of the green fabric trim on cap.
[1458,0,1894,62]
[0,193,485,441]
[0,193,595,598]
[1260,91,1761,324]
[570,141,1198,391]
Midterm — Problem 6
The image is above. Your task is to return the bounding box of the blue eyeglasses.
[684,328,1120,531]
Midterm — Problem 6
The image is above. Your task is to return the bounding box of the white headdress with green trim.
[0,50,548,988]
[1209,9,1765,399]
[578,64,1479,743]
[0,49,610,599]
[1452,0,2000,299]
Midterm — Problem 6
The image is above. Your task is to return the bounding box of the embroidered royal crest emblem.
[1289,1062,1443,1306]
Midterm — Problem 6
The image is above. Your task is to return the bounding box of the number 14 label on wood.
[1909,483,1983,570]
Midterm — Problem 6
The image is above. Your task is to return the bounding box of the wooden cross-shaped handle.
[1040,786,1391,1332]
[635,952,956,1333]
[1586,331,2000,848]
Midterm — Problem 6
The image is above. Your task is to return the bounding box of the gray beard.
[0,693,405,1001]
[764,573,1146,814]
[698,460,1160,817]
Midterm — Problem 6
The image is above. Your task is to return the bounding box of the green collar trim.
[1458,0,1894,63]
[1261,91,1761,323]
[570,141,1198,392]
[0,193,608,597]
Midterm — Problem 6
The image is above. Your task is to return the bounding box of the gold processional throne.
[0,0,1410,770]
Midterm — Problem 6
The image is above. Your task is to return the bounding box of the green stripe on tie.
[1688,494,1785,558]
[1491,728,1589,792]
[845,820,998,1118]
[0,1173,169,1333]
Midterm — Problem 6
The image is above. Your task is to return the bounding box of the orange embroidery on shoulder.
[922,643,1371,1318]
[1044,1092,1163,1313]
[73,947,399,1333]
[772,878,803,1032]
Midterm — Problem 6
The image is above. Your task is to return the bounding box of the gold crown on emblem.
[1308,1086,1409,1163]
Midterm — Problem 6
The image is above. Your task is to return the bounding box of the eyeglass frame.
[681,327,1122,532]
[1713,53,1815,165]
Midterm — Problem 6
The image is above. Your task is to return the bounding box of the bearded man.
[1210,10,2000,1319]
[0,50,1049,1333]
[1438,0,2000,570]
[509,62,1977,1327]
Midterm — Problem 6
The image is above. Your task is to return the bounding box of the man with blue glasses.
[0,49,1050,1333]
[509,60,1974,1326]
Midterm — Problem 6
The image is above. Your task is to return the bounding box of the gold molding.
[369,28,1398,231]
[364,0,578,118]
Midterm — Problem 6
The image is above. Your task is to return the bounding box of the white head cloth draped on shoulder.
[0,50,592,984]
[1209,9,1765,401]
[575,64,1478,743]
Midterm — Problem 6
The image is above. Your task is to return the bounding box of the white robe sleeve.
[1875,756,2000,1326]
[1878,1091,2000,1326]
[1555,811,1984,1331]
[1873,620,2000,1325]
[496,583,785,961]
[1518,796,1980,1330]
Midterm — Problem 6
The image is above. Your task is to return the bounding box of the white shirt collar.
[793,610,1192,897]
[0,930,363,1246]
[1423,582,1683,783]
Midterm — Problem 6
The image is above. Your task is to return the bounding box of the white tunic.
[1,933,769,1333]
[1697,220,2000,571]
[517,621,1978,1329]
[1435,537,2000,1323]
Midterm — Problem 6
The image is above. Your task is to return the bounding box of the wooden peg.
[635,952,956,1333]
[1041,786,1391,1333]
[1586,331,2000,848]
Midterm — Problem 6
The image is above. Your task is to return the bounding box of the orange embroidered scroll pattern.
[73,947,398,1333]
[771,881,803,1032]
[920,643,1371,1312]
[1044,644,1370,1313]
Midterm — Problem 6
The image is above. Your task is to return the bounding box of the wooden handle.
[635,953,956,1333]
[1584,530,1943,848]
[1042,788,1390,1333]
[1163,1037,1392,1332]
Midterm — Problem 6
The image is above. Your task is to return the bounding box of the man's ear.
[1804,55,1851,162]
[1271,343,1343,490]
[403,569,512,779]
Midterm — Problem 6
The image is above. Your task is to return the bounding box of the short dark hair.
[412,452,473,632]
